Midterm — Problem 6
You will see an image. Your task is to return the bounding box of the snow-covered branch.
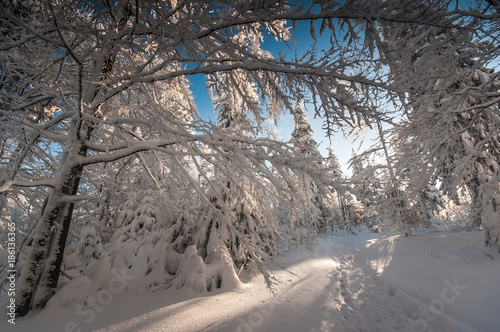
[79,139,192,166]
[0,178,59,193]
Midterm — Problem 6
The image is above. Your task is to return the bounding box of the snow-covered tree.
[192,92,277,277]
[290,100,328,234]
[348,151,379,231]
[380,5,500,246]
[418,184,446,227]
[64,222,104,271]
[322,148,344,230]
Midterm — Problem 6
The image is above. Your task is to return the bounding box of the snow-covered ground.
[2,229,499,332]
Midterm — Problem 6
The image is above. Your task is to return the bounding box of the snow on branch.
[0,178,59,192]
[79,139,193,166]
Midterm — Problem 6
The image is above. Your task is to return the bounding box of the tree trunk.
[13,0,125,307]
[15,48,118,316]
[480,179,500,250]
[16,140,87,316]
[466,178,482,230]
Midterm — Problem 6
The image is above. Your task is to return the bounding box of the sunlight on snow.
[364,236,396,275]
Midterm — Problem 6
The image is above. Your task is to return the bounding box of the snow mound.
[45,276,91,310]
[84,255,113,292]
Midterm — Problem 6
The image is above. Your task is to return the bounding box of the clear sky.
[188,19,377,176]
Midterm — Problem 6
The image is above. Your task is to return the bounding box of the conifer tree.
[290,100,328,233]
[324,148,349,232]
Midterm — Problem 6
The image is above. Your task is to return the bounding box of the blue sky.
[188,19,376,176]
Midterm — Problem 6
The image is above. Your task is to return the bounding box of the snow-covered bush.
[111,195,160,242]
[64,222,104,271]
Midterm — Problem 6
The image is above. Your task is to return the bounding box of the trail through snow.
[3,230,498,332]
[208,234,421,332]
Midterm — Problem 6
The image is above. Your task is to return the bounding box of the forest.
[0,0,499,327]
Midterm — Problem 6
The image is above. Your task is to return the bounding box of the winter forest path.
[86,232,483,332]
[8,232,490,332]
[208,234,429,332]
[91,233,478,332]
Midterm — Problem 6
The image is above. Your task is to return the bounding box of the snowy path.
[94,234,441,332]
[5,231,497,332]
[209,235,422,332]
